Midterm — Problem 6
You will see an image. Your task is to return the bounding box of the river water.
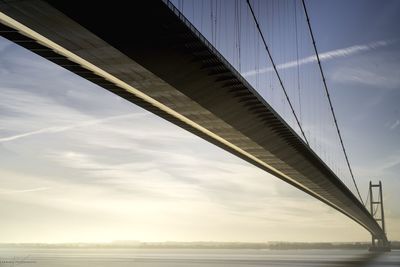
[0,248,399,266]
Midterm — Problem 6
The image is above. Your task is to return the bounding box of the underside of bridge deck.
[0,0,386,240]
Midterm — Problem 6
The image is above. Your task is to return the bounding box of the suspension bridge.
[0,0,390,250]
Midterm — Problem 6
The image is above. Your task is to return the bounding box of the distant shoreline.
[1,241,399,250]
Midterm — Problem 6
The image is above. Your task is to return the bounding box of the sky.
[0,0,399,243]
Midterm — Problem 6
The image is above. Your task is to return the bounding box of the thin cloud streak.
[0,187,50,194]
[390,120,400,130]
[242,40,393,77]
[0,113,144,143]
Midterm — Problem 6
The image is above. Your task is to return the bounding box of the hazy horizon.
[0,240,398,244]
[1,0,400,244]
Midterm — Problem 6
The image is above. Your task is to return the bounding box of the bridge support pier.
[369,236,391,252]
[368,181,391,252]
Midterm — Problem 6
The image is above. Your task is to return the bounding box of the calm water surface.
[0,248,399,266]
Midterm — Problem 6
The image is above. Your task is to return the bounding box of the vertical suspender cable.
[246,0,309,146]
[294,0,302,127]
[301,0,364,204]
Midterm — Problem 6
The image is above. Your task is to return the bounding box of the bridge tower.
[369,181,391,252]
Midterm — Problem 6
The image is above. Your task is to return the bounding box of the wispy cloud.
[0,187,50,194]
[330,48,400,89]
[389,120,400,130]
[0,113,143,143]
[0,36,381,243]
[242,40,393,77]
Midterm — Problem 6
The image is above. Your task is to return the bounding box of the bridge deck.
[0,0,385,239]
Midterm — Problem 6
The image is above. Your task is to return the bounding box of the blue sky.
[0,0,399,243]
[308,0,400,211]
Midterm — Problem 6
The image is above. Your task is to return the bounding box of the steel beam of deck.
[0,0,386,240]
